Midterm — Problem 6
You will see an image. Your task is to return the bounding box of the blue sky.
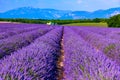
[0,0,120,12]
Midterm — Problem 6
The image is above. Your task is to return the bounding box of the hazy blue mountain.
[90,7,120,18]
[0,7,120,19]
[60,11,90,19]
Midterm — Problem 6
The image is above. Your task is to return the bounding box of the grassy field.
[64,22,108,27]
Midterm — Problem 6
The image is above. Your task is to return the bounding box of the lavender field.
[0,23,120,80]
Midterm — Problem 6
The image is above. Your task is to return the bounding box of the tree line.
[0,14,120,27]
[0,18,107,24]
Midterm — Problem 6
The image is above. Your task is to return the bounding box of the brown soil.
[57,28,65,80]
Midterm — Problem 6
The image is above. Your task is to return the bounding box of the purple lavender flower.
[0,27,63,80]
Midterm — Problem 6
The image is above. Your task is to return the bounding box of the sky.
[0,0,120,12]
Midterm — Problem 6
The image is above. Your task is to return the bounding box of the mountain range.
[0,7,120,19]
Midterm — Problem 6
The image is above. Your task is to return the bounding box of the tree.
[107,14,120,27]
[93,18,101,23]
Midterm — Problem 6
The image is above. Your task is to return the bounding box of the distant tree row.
[1,16,120,27]
[0,18,108,25]
[51,18,107,24]
[0,18,47,24]
[107,14,120,27]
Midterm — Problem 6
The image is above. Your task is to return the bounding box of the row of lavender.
[0,23,54,59]
[0,26,63,80]
[74,26,120,42]
[71,27,120,64]
[0,23,120,80]
[63,27,120,80]
[0,23,52,40]
[0,23,49,32]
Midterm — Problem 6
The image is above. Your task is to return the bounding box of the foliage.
[0,18,108,25]
[107,14,120,27]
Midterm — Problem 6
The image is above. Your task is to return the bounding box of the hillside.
[0,7,120,19]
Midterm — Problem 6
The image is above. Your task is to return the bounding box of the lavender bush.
[0,27,63,80]
[63,27,120,80]
[0,27,52,58]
